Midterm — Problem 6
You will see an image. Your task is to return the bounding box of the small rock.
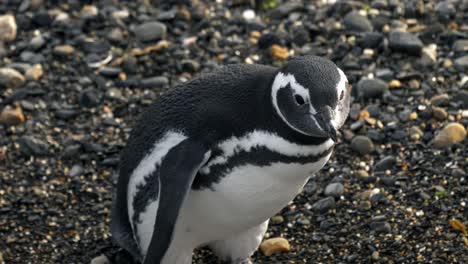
[270,45,289,60]
[81,5,99,18]
[134,22,166,42]
[0,105,25,125]
[435,1,455,22]
[324,182,344,198]
[242,9,256,21]
[0,68,25,89]
[432,106,447,120]
[453,40,468,53]
[296,216,310,226]
[79,89,100,108]
[430,94,449,106]
[388,79,402,88]
[270,215,284,225]
[29,35,46,51]
[53,45,75,56]
[356,78,388,99]
[374,156,395,172]
[25,64,43,81]
[389,31,423,55]
[351,136,375,155]
[260,237,291,256]
[419,44,437,66]
[181,59,200,72]
[69,165,84,177]
[18,136,49,156]
[257,33,281,49]
[408,79,420,90]
[343,11,373,32]
[90,255,110,264]
[359,32,384,48]
[454,55,468,71]
[311,197,336,213]
[0,14,17,42]
[370,221,392,233]
[433,123,466,148]
[372,251,380,260]
[141,76,169,89]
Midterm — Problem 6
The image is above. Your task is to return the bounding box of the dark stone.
[374,156,396,172]
[343,11,373,32]
[356,78,388,99]
[358,32,383,48]
[18,136,49,156]
[370,221,392,233]
[351,136,375,155]
[141,76,169,89]
[79,89,100,108]
[311,197,336,213]
[389,31,423,55]
[258,33,282,49]
[133,21,167,42]
[99,67,121,78]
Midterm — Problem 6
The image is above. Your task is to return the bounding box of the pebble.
[454,55,468,71]
[257,33,281,49]
[90,255,110,264]
[270,215,284,225]
[432,106,447,120]
[134,22,167,42]
[18,136,49,156]
[270,45,289,60]
[311,197,336,213]
[358,32,384,48]
[351,136,375,155]
[53,45,75,56]
[0,14,17,42]
[25,64,43,81]
[388,31,423,55]
[435,1,455,22]
[259,237,291,256]
[69,165,84,177]
[356,78,388,99]
[29,35,46,51]
[324,182,344,198]
[374,156,395,172]
[370,221,392,233]
[0,105,25,125]
[79,89,100,108]
[430,94,449,106]
[433,123,466,148]
[419,44,437,66]
[0,68,25,89]
[453,40,468,53]
[141,76,169,89]
[343,11,373,32]
[81,5,99,18]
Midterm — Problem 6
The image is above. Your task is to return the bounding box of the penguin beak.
[312,106,337,141]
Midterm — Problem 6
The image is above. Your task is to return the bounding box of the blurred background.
[0,0,466,263]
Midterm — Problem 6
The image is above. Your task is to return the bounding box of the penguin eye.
[294,94,306,105]
[340,90,344,100]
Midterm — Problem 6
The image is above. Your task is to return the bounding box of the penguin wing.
[143,138,210,264]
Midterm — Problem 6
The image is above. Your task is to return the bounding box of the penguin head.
[271,56,351,141]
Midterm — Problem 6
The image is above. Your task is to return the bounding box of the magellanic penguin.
[111,55,351,264]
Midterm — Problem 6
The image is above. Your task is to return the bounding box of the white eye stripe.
[272,72,316,115]
[336,68,348,100]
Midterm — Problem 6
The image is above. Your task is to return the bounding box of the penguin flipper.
[143,139,210,264]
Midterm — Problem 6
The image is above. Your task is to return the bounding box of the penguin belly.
[175,153,332,248]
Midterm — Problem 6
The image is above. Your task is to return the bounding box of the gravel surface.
[0,0,467,263]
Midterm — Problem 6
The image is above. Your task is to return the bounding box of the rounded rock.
[0,68,25,89]
[351,136,375,155]
[0,14,17,42]
[433,123,466,148]
[389,31,423,55]
[343,11,373,32]
[356,78,388,99]
[133,21,167,42]
[260,237,291,256]
[324,182,344,198]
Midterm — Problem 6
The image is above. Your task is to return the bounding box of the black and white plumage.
[111,56,351,264]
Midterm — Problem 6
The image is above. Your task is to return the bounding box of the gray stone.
[90,255,110,264]
[389,31,423,55]
[133,21,166,42]
[351,136,374,155]
[453,40,468,53]
[18,136,49,156]
[356,78,388,99]
[374,156,396,172]
[343,11,373,32]
[141,76,169,88]
[311,197,336,213]
[454,55,468,71]
[69,165,84,177]
[324,183,344,198]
